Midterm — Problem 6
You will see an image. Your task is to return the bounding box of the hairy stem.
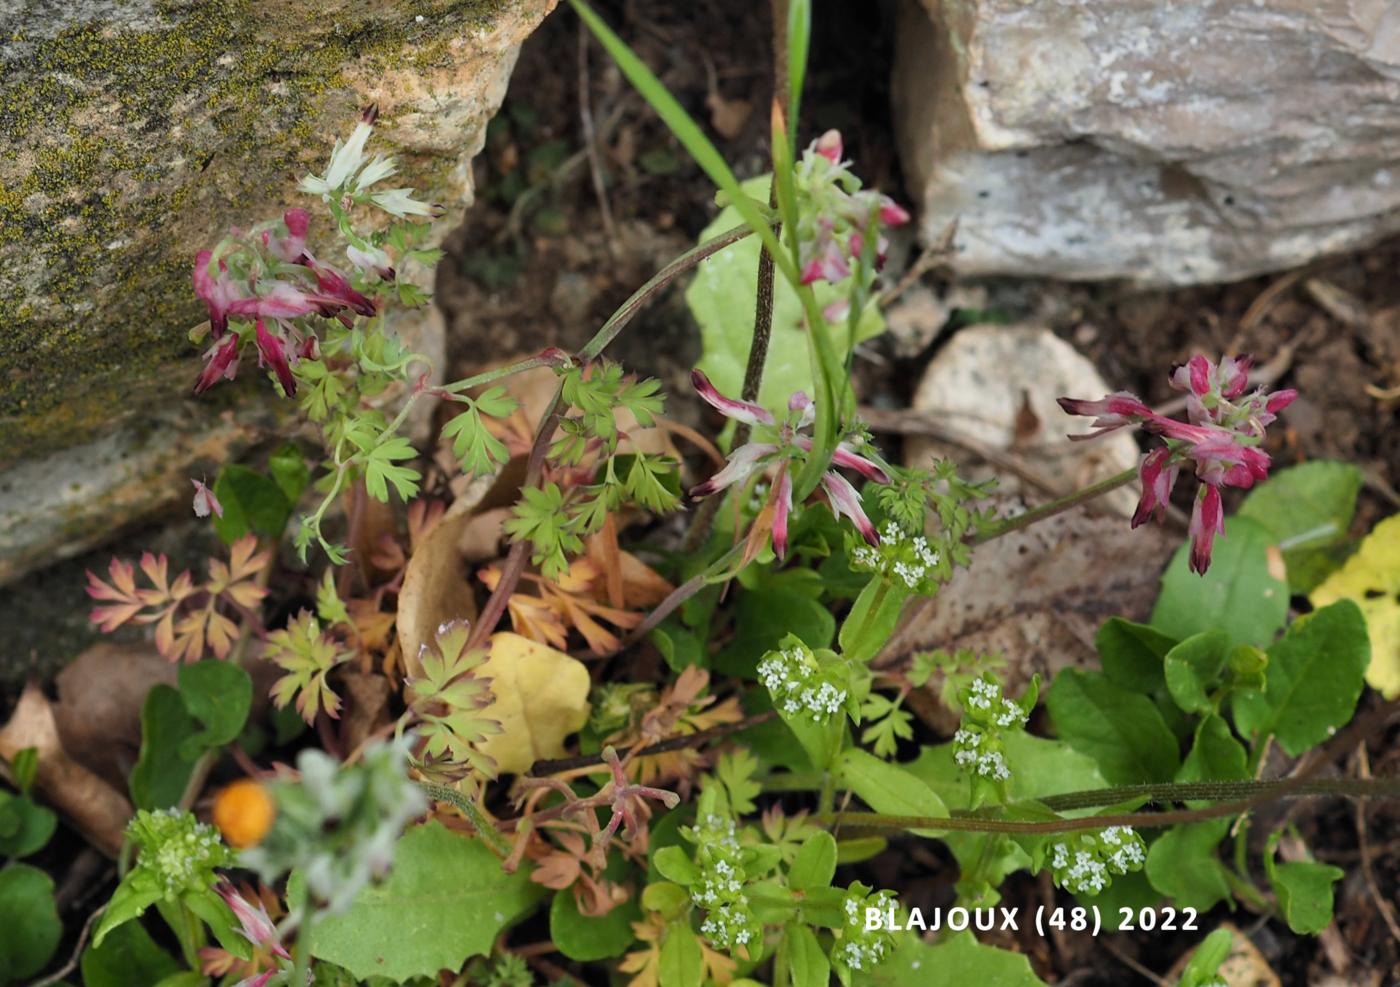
[968,466,1138,545]
[1031,777,1396,813]
[822,775,1400,837]
[419,782,512,857]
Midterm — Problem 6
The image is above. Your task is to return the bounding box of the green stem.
[419,782,512,858]
[617,543,745,649]
[817,772,836,817]
[968,467,1138,545]
[290,914,315,987]
[438,353,562,396]
[843,577,891,659]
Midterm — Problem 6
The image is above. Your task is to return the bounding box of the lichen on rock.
[0,0,552,461]
[0,0,557,583]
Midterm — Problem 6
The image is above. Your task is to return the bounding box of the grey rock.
[893,0,1400,285]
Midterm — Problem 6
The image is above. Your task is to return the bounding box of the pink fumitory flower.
[1059,354,1297,575]
[690,369,891,558]
[191,209,380,397]
[192,478,223,519]
[793,129,911,290]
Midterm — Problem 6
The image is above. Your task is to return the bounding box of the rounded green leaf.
[81,918,180,987]
[0,863,62,981]
[549,889,640,962]
[1045,670,1181,785]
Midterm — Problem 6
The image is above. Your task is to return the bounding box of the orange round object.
[213,779,276,849]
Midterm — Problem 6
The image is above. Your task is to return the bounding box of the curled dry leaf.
[339,670,394,755]
[52,642,177,790]
[1164,922,1280,987]
[0,682,132,858]
[884,500,1174,731]
[475,632,591,775]
[397,504,480,680]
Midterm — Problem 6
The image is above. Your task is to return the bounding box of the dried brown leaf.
[884,501,1174,730]
[52,642,177,789]
[0,682,132,857]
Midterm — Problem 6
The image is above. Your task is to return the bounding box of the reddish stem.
[465,392,567,652]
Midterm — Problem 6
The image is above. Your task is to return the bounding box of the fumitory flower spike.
[1058,353,1297,574]
[689,369,890,557]
[792,128,911,288]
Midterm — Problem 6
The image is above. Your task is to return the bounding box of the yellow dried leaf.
[1310,514,1400,698]
[476,632,591,774]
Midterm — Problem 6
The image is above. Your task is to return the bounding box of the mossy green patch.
[0,0,529,463]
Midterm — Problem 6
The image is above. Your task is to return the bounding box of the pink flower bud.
[771,469,793,559]
[691,369,775,427]
[254,320,297,396]
[878,196,911,226]
[194,334,241,394]
[1189,484,1225,574]
[193,251,243,339]
[815,129,843,163]
[192,478,224,519]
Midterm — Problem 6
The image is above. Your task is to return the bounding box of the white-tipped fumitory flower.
[793,129,911,289]
[1059,354,1297,575]
[690,370,890,557]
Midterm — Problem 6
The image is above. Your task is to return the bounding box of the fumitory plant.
[50,1,1400,987]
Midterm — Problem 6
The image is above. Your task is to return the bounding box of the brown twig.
[527,710,775,776]
[466,395,566,652]
[877,219,958,309]
[1101,939,1170,987]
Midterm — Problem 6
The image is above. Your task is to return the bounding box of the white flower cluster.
[953,729,1010,781]
[835,887,896,972]
[689,814,759,953]
[850,522,942,591]
[966,677,1027,729]
[151,816,226,897]
[1049,827,1146,896]
[757,644,847,722]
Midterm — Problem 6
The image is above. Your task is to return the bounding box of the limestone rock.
[905,325,1142,516]
[893,0,1400,286]
[0,0,557,583]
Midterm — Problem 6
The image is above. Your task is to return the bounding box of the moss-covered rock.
[0,0,557,582]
